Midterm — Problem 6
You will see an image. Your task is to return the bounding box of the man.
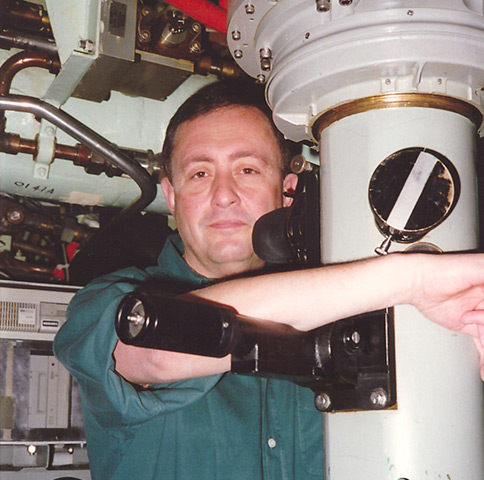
[54,79,484,480]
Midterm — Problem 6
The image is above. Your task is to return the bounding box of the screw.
[78,39,94,53]
[192,22,201,33]
[316,0,331,12]
[127,313,144,326]
[256,74,266,83]
[234,49,243,59]
[232,30,241,41]
[245,4,255,15]
[315,392,332,411]
[190,41,202,53]
[141,6,151,16]
[140,30,151,41]
[407,9,414,16]
[370,388,388,408]
[7,209,23,224]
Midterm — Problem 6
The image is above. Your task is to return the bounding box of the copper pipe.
[1,1,52,35]
[0,51,61,135]
[0,50,60,97]
[0,254,57,276]
[0,51,91,165]
[11,239,58,261]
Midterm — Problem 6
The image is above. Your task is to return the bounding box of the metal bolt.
[315,392,332,412]
[140,30,151,41]
[370,388,388,408]
[127,313,144,326]
[260,47,272,71]
[407,9,414,16]
[27,445,37,456]
[7,209,23,223]
[232,30,241,41]
[141,6,151,16]
[78,39,94,53]
[192,22,201,33]
[190,41,202,54]
[351,331,361,344]
[316,0,331,12]
[234,49,243,59]
[245,3,255,14]
[256,74,266,83]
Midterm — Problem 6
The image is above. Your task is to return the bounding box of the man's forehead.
[170,105,282,164]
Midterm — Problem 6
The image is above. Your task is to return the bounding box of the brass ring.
[311,93,483,141]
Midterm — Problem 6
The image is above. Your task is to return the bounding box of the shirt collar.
[153,233,215,288]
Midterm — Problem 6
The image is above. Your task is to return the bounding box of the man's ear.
[282,173,298,207]
[161,177,176,215]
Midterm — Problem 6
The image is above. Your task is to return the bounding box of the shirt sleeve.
[53,269,224,429]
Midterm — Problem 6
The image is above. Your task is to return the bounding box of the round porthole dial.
[368,147,460,254]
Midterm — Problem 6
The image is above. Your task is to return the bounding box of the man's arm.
[114,252,484,385]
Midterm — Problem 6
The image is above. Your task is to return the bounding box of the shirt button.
[267,438,277,449]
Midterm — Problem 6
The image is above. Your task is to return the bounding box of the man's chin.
[208,246,263,274]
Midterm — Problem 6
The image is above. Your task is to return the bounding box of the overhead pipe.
[0,51,60,134]
[0,30,58,56]
[0,94,158,228]
[164,0,227,34]
[0,51,60,98]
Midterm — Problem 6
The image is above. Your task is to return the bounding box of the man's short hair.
[161,79,297,181]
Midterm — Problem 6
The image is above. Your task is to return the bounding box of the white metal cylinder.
[319,106,484,479]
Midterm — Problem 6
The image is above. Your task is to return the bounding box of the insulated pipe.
[0,94,158,227]
[164,0,227,33]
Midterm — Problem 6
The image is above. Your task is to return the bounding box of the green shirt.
[54,234,324,480]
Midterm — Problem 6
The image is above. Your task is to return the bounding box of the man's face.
[161,106,297,278]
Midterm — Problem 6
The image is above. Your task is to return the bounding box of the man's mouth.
[209,219,247,229]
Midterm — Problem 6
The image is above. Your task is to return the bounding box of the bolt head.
[370,388,388,408]
[315,392,332,411]
[245,4,255,15]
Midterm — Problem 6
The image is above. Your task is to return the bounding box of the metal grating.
[0,301,38,332]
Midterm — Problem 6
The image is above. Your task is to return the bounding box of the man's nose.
[211,173,240,207]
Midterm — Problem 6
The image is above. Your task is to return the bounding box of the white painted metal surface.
[319,107,483,479]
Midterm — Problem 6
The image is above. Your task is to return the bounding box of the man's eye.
[242,168,257,174]
[193,171,207,179]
